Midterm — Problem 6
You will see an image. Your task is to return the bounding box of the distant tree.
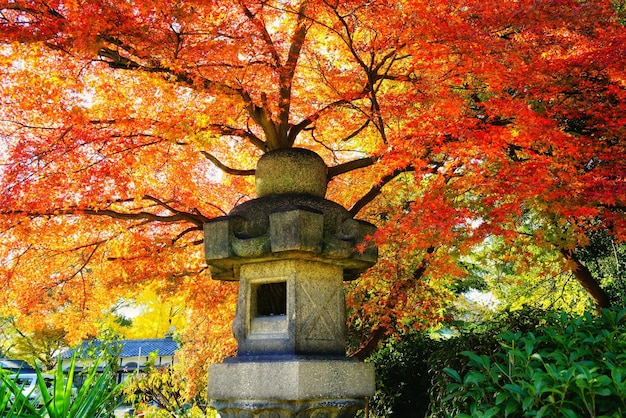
[0,317,67,370]
[120,285,187,340]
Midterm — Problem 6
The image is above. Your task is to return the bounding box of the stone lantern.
[204,148,377,417]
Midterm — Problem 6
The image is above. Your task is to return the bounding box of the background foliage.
[366,308,626,417]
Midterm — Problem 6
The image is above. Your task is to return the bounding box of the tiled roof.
[118,338,178,358]
[0,358,35,372]
[61,337,179,359]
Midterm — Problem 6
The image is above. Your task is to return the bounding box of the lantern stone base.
[208,358,375,418]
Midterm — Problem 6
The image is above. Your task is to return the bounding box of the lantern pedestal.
[208,358,374,418]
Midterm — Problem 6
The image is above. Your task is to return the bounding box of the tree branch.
[327,157,377,180]
[349,165,415,216]
[242,91,279,150]
[561,248,611,312]
[287,98,356,143]
[207,124,266,150]
[200,151,255,176]
[278,1,310,146]
[4,196,210,228]
[98,38,243,96]
[237,1,282,68]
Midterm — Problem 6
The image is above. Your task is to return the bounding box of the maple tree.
[0,0,624,379]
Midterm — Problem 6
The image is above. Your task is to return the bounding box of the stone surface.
[211,399,364,418]
[256,148,328,198]
[208,359,375,400]
[205,149,377,418]
[269,209,324,253]
[235,260,346,357]
[204,200,377,281]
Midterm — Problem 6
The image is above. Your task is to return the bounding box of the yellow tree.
[0,317,67,370]
[119,286,188,340]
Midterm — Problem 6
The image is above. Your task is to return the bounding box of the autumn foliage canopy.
[0,0,625,377]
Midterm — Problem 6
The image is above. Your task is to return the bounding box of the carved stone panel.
[295,269,345,355]
[235,260,345,357]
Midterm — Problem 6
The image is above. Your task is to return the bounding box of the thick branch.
[85,209,205,228]
[349,165,415,216]
[327,157,377,180]
[278,1,310,146]
[207,124,266,150]
[4,196,209,228]
[200,151,255,176]
[561,249,611,311]
[237,1,282,68]
[45,208,205,227]
[242,91,280,150]
[350,327,386,361]
[98,38,242,96]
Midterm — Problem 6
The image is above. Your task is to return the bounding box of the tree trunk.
[349,247,436,360]
[561,249,611,312]
[350,327,386,361]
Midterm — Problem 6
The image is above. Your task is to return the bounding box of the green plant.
[38,353,122,418]
[364,306,553,417]
[123,354,209,418]
[365,332,438,417]
[0,370,41,417]
[1,352,122,417]
[441,309,626,417]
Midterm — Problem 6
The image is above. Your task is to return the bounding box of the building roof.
[61,337,179,359]
[0,358,35,372]
[118,338,178,358]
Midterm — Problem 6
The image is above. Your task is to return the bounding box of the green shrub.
[367,307,551,417]
[441,309,626,417]
[366,333,438,417]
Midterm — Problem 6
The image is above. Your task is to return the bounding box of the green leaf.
[504,400,519,417]
[610,367,623,386]
[561,408,579,418]
[522,394,535,410]
[0,369,41,417]
[495,391,509,405]
[445,382,462,394]
[503,383,524,396]
[524,335,535,356]
[444,367,463,384]
[482,406,501,418]
[464,371,486,387]
[463,351,490,369]
[35,367,53,412]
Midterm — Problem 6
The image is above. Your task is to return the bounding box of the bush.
[366,307,626,417]
[123,357,211,418]
[366,333,438,417]
[440,309,626,417]
[367,307,551,417]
